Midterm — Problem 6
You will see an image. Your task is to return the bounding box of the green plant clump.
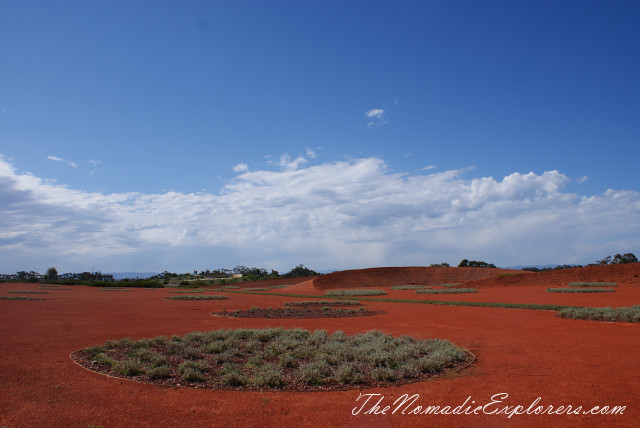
[0,296,46,301]
[324,289,388,297]
[78,328,468,390]
[416,289,478,294]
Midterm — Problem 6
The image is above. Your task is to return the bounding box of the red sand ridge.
[312,266,523,290]
[464,263,640,289]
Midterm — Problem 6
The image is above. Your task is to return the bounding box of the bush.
[416,288,478,294]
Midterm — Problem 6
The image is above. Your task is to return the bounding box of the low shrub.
[324,289,387,296]
[416,289,478,294]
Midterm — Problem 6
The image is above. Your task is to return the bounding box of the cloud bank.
[1,154,638,273]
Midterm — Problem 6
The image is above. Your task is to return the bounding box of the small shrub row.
[1,296,46,301]
[324,289,387,297]
[568,282,618,287]
[391,285,430,290]
[283,300,363,307]
[8,290,49,294]
[416,289,478,294]
[166,295,229,300]
[547,288,615,293]
[559,305,640,322]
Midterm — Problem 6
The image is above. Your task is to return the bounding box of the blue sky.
[1,1,639,273]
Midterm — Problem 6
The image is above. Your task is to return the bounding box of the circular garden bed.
[71,328,472,391]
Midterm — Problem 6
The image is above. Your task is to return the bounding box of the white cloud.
[0,154,638,272]
[46,155,78,169]
[578,175,588,184]
[422,165,437,171]
[233,163,249,172]
[365,108,388,126]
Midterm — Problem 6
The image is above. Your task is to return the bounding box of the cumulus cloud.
[365,108,388,126]
[0,154,638,272]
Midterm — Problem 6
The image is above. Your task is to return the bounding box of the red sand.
[1,264,639,427]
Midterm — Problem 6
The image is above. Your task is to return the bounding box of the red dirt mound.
[464,263,640,289]
[312,266,524,290]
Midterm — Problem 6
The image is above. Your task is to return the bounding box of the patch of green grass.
[324,289,387,296]
[547,288,615,293]
[165,295,229,300]
[244,288,268,291]
[568,282,618,287]
[269,284,291,289]
[435,283,462,287]
[559,305,640,322]
[416,288,478,294]
[168,290,204,293]
[79,328,468,390]
[1,296,46,301]
[391,285,430,290]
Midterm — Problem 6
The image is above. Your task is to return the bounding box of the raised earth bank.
[312,266,524,290]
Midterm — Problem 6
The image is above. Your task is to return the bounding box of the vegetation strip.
[166,295,228,300]
[416,288,478,294]
[72,328,470,391]
[8,290,49,294]
[218,290,587,312]
[1,296,46,301]
[559,305,640,322]
[568,282,618,287]
[547,288,615,293]
[213,306,381,318]
[283,300,363,307]
[324,289,387,296]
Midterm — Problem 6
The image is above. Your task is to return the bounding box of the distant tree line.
[521,252,638,272]
[457,259,496,268]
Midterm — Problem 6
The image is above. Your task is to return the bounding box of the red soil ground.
[1,264,639,427]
